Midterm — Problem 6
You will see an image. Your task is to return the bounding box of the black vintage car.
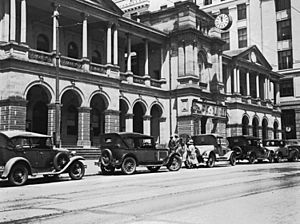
[0,130,85,186]
[95,132,182,175]
[263,139,299,162]
[227,135,274,164]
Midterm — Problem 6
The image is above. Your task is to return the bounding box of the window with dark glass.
[278,50,293,69]
[275,0,291,12]
[92,50,102,64]
[220,7,229,15]
[204,0,212,6]
[238,28,247,48]
[237,3,247,20]
[221,32,230,51]
[280,78,294,97]
[67,42,79,59]
[37,34,50,52]
[277,19,292,41]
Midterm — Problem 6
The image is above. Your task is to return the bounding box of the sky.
[148,0,175,11]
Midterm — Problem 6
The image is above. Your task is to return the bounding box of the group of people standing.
[168,135,198,167]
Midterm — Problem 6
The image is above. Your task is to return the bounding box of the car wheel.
[167,155,182,171]
[121,157,136,175]
[54,152,70,171]
[206,153,215,168]
[101,164,115,175]
[9,164,28,186]
[147,166,161,172]
[233,147,242,158]
[69,161,85,180]
[101,149,113,166]
[275,153,283,163]
[229,153,237,166]
[288,152,298,162]
[248,153,256,164]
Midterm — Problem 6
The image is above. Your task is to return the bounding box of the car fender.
[195,145,214,158]
[222,150,234,160]
[52,156,85,174]
[1,157,32,178]
[165,152,182,166]
[121,153,138,165]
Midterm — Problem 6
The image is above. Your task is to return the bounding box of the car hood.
[53,147,70,153]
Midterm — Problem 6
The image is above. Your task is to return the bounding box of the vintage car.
[0,130,85,186]
[263,139,299,162]
[187,134,236,168]
[95,132,182,175]
[227,135,274,164]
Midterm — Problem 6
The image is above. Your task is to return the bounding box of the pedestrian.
[185,139,198,168]
[168,136,176,152]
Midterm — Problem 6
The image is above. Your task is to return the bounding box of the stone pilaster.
[77,107,91,147]
[143,115,151,135]
[125,113,133,132]
[177,115,194,137]
[0,96,27,131]
[105,109,120,133]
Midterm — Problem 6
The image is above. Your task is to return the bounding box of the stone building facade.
[0,0,281,148]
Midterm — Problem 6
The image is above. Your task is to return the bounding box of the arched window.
[252,117,259,137]
[67,42,79,59]
[37,34,50,52]
[92,50,102,64]
[242,115,249,135]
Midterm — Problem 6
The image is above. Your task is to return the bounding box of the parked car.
[185,134,236,168]
[0,130,85,186]
[227,136,274,164]
[285,139,300,159]
[95,132,182,175]
[263,139,299,162]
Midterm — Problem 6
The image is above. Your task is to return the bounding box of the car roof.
[227,135,261,140]
[193,134,223,138]
[0,130,51,139]
[100,132,153,139]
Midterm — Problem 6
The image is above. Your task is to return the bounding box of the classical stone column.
[275,83,280,104]
[237,68,240,93]
[104,110,120,133]
[77,107,91,147]
[226,67,232,94]
[185,41,194,76]
[193,42,199,76]
[143,115,151,135]
[219,53,223,82]
[233,68,238,93]
[178,40,185,77]
[20,0,26,44]
[160,47,164,80]
[2,0,10,42]
[126,33,132,72]
[113,24,118,65]
[256,74,260,98]
[52,7,59,52]
[144,39,149,76]
[10,0,16,42]
[246,70,250,96]
[106,23,112,64]
[125,113,133,132]
[82,14,88,58]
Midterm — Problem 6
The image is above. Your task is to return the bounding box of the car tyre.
[248,153,256,164]
[101,164,115,175]
[69,161,85,180]
[206,153,215,168]
[268,153,275,163]
[101,149,113,166]
[167,155,182,171]
[54,152,70,171]
[9,164,28,186]
[147,166,161,172]
[229,153,237,166]
[121,157,136,175]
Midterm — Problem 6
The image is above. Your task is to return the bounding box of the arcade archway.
[26,85,51,134]
[150,104,162,142]
[252,117,259,137]
[133,102,146,133]
[242,115,249,135]
[119,99,129,132]
[262,118,268,141]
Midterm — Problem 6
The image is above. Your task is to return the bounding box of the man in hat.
[168,136,176,152]
[186,139,198,167]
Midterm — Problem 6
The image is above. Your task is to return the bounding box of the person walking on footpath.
[168,136,176,153]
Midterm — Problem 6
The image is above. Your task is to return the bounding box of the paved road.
[1,162,300,224]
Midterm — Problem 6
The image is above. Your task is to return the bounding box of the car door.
[31,137,56,169]
[134,138,156,164]
[12,137,39,168]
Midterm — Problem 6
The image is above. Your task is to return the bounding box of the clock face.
[214,14,232,30]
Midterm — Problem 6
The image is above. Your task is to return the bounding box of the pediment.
[234,45,272,70]
[87,0,123,16]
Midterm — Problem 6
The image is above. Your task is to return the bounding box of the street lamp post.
[54,9,61,147]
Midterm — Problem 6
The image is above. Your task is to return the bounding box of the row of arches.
[241,115,279,140]
[26,85,163,146]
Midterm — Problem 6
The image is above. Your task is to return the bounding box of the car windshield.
[31,137,52,149]
[218,137,229,147]
[264,141,284,147]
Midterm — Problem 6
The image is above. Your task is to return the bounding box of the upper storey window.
[204,0,212,6]
[275,0,291,11]
[68,42,79,59]
[37,34,50,52]
[238,28,247,48]
[277,19,292,41]
[237,3,247,20]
